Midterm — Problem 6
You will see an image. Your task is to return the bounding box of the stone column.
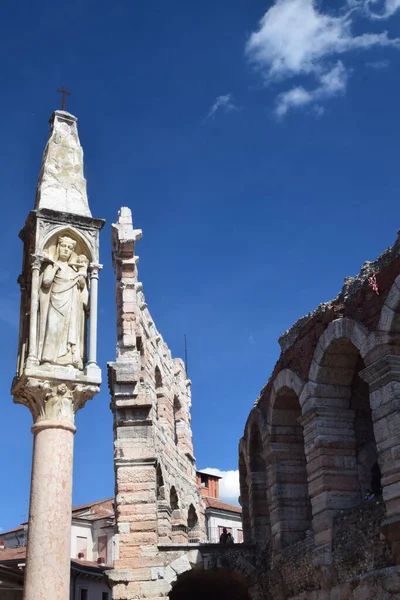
[24,419,75,600]
[361,355,400,562]
[248,471,270,547]
[300,404,359,561]
[87,264,101,366]
[26,256,42,366]
[12,378,100,600]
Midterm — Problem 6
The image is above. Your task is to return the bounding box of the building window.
[80,589,88,600]
[102,593,109,600]
[76,536,88,559]
[97,535,108,563]
[237,529,244,543]
[200,473,209,488]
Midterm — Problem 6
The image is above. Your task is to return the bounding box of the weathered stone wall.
[107,207,206,600]
[240,230,400,599]
[258,500,393,599]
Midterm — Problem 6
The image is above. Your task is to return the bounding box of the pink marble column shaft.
[23,421,76,600]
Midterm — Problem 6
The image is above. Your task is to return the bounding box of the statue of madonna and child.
[37,235,90,370]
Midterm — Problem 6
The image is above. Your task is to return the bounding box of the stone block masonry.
[240,228,400,599]
[107,207,206,600]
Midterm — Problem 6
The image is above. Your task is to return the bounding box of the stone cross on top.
[57,85,71,111]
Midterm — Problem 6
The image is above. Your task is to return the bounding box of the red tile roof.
[72,497,114,515]
[1,524,26,535]
[1,498,115,537]
[204,497,242,514]
[0,548,110,573]
[0,547,26,561]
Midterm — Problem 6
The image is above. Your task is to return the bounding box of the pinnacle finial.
[35,111,91,217]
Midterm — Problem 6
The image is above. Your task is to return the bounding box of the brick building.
[239,231,400,599]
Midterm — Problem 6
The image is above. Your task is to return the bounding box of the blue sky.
[0,0,400,529]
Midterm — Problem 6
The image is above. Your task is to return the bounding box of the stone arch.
[165,550,259,600]
[40,226,93,262]
[271,369,305,406]
[309,318,369,383]
[239,441,251,543]
[378,275,400,333]
[268,375,311,550]
[247,419,271,547]
[304,317,379,552]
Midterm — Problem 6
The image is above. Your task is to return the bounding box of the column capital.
[11,373,100,425]
[360,354,400,390]
[89,262,103,276]
[30,254,43,270]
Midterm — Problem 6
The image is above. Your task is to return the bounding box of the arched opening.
[270,387,311,549]
[170,486,179,511]
[187,504,200,542]
[239,452,251,542]
[351,356,380,498]
[170,487,186,543]
[156,465,170,541]
[313,337,379,518]
[169,569,251,600]
[155,365,163,389]
[173,396,181,445]
[188,504,198,529]
[248,423,270,546]
[156,464,165,500]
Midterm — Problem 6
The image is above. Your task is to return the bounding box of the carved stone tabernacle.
[12,111,105,430]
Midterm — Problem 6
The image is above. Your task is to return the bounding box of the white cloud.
[276,61,347,116]
[205,94,239,120]
[201,468,240,505]
[245,0,400,115]
[365,0,400,18]
[366,58,391,68]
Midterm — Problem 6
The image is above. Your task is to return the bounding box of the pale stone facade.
[240,231,400,599]
[11,110,104,600]
[107,207,209,599]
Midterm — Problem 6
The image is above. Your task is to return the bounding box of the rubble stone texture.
[108,207,210,599]
[11,110,104,600]
[240,230,400,599]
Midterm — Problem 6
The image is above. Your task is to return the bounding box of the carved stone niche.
[12,376,100,425]
[37,229,91,369]
[16,225,101,377]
